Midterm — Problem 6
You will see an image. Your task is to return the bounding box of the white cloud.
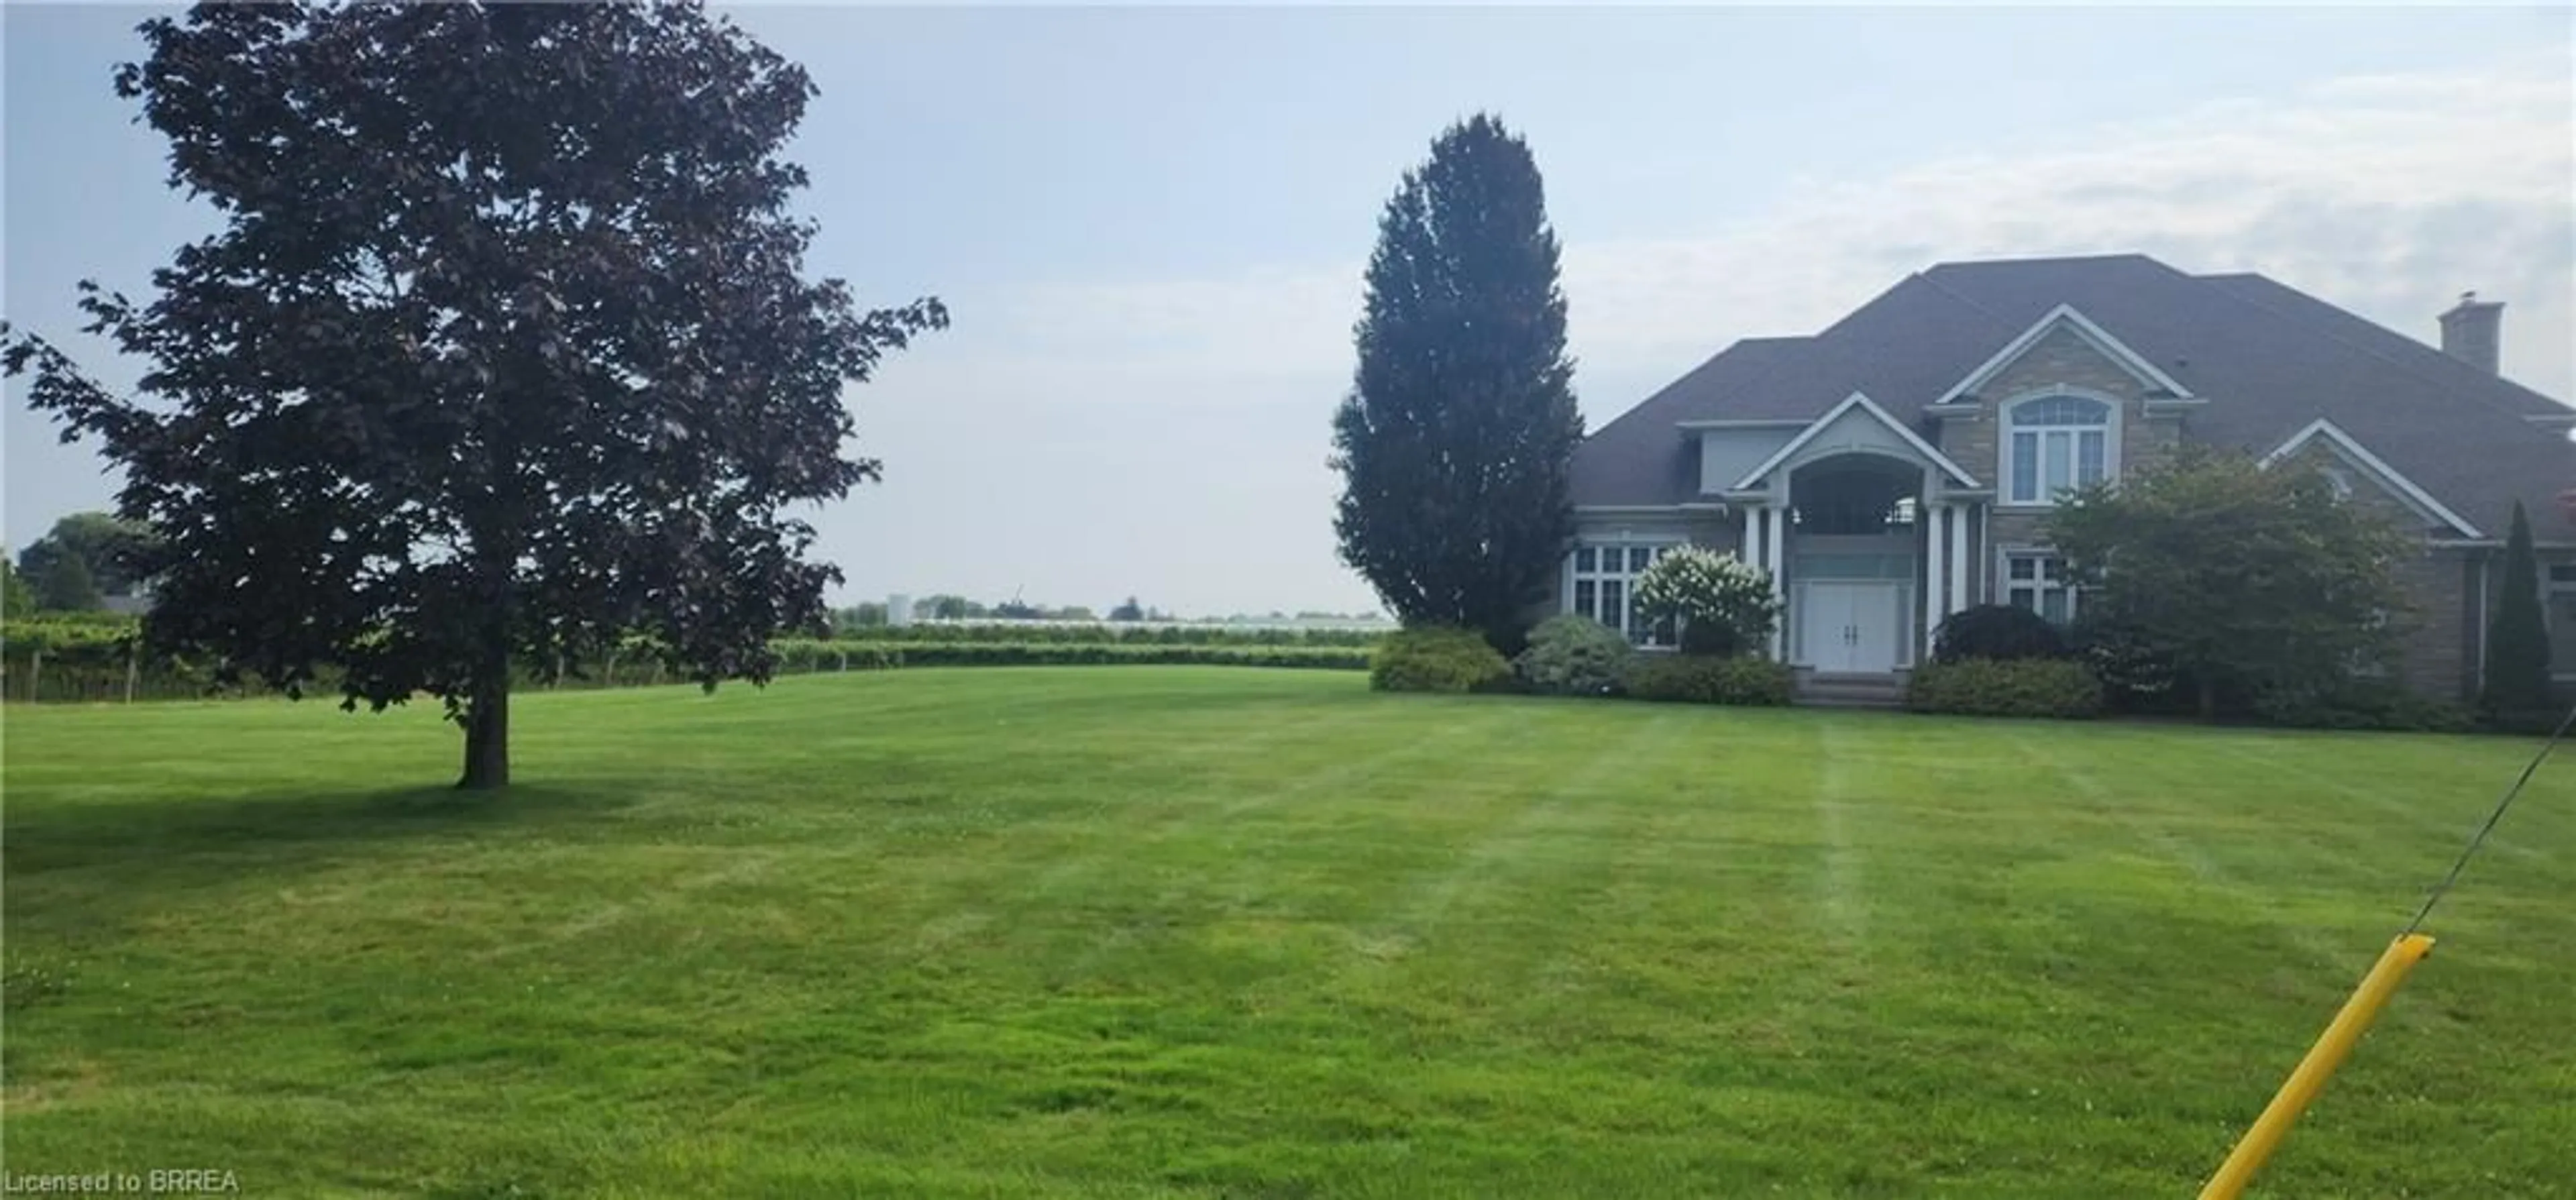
[839,52,2573,614]
[1560,52,2575,399]
[919,52,2573,404]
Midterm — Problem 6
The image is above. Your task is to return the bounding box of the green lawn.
[5,669,2571,1199]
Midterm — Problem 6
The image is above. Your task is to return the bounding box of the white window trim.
[1996,389,2121,510]
[1566,540,1682,648]
[1996,546,2082,625]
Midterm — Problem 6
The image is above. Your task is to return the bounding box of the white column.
[1765,505,1789,659]
[1923,504,1949,659]
[1949,504,1974,616]
[1739,505,1758,564]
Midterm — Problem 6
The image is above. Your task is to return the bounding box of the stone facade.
[1929,322,2188,604]
[1565,309,2557,700]
[1911,321,2495,698]
[2269,440,2478,698]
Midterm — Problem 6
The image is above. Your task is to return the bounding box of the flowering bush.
[1633,545,1780,656]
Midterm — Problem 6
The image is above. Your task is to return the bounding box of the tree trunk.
[2196,677,2220,722]
[458,619,513,789]
[458,680,510,789]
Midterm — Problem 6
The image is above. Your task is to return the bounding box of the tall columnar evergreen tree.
[2482,501,2554,714]
[1330,114,1582,649]
[3,3,945,788]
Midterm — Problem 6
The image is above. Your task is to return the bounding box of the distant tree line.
[3,510,159,616]
[828,594,1385,631]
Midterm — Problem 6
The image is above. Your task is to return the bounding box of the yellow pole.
[2198,933,2436,1200]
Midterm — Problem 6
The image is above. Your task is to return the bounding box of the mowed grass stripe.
[4,669,2571,1198]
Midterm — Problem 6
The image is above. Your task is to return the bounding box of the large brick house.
[1562,253,2575,701]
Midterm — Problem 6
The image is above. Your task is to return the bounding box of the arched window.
[2003,394,2114,504]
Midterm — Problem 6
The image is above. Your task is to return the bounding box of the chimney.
[2438,290,2503,374]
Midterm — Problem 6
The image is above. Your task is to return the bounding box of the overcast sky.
[7,3,2571,616]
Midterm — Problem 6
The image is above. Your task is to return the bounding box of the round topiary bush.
[1511,614,1635,696]
[1931,604,2068,664]
[1370,626,1511,693]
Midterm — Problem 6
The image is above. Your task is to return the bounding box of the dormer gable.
[1932,303,2193,408]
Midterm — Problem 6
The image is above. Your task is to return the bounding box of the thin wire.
[2402,701,2576,936]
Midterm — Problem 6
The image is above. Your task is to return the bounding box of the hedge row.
[831,622,1387,647]
[1,617,140,656]
[795,642,1368,671]
[1905,659,2104,720]
[0,632,1368,703]
[7,615,1388,651]
[1621,655,1794,706]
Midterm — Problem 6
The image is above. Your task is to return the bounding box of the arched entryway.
[1788,453,1925,672]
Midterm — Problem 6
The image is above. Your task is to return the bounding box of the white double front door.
[1800,582,1902,673]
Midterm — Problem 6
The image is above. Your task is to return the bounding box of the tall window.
[2004,394,2114,505]
[2002,551,2079,624]
[1570,543,1677,647]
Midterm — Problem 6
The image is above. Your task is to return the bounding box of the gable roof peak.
[1729,390,1982,491]
[1933,302,2193,406]
[2259,417,2484,538]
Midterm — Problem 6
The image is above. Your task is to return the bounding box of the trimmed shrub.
[1370,626,1512,693]
[2485,704,2576,737]
[1621,655,1793,706]
[2253,679,2474,732]
[1905,659,2104,719]
[2065,615,2186,714]
[1931,604,2068,664]
[1512,614,1634,696]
